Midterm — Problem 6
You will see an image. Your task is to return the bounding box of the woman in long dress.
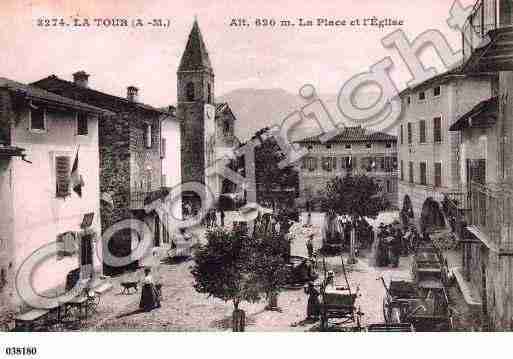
[139,267,160,312]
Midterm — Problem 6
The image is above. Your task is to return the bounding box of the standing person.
[304,282,320,320]
[220,208,225,227]
[306,234,314,258]
[139,267,160,312]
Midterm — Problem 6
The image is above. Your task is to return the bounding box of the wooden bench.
[15,309,50,331]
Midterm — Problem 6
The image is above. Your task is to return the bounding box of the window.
[400,160,404,181]
[76,113,88,136]
[400,125,403,145]
[145,124,152,148]
[434,162,442,187]
[407,123,412,144]
[386,142,392,148]
[57,231,77,259]
[223,121,231,136]
[0,268,6,290]
[366,143,372,149]
[419,91,426,101]
[322,157,336,172]
[408,161,414,183]
[386,180,392,193]
[304,157,318,172]
[80,234,93,266]
[433,86,441,97]
[30,107,46,131]
[420,162,427,185]
[407,96,411,106]
[433,117,442,142]
[326,144,332,149]
[307,145,313,151]
[55,155,71,198]
[345,144,351,149]
[419,120,426,143]
[161,138,166,159]
[385,157,394,172]
[186,82,195,101]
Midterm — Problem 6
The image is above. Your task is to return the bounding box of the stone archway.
[419,197,445,233]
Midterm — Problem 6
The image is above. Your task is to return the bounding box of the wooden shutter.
[161,138,166,159]
[55,156,71,197]
[81,234,93,266]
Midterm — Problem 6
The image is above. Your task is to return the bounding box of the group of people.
[204,208,226,228]
[374,222,432,267]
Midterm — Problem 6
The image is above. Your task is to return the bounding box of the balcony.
[468,182,513,254]
[462,0,498,62]
[130,188,170,210]
[443,191,472,241]
[462,0,513,72]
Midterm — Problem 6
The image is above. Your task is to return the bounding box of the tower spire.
[178,19,213,72]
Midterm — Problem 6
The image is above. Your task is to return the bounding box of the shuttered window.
[419,120,426,143]
[30,108,46,131]
[434,162,442,187]
[434,117,442,143]
[407,123,412,144]
[55,156,71,198]
[57,231,77,259]
[80,234,93,266]
[420,162,427,185]
[322,157,336,172]
[161,137,166,159]
[145,124,152,148]
[77,113,88,135]
[409,161,414,183]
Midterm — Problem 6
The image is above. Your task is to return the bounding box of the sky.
[0,0,474,107]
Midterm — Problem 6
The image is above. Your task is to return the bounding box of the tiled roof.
[296,126,396,143]
[178,20,213,72]
[449,96,498,132]
[31,75,167,115]
[0,77,114,115]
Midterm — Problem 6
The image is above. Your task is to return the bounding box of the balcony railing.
[444,191,472,241]
[470,181,513,254]
[462,0,498,62]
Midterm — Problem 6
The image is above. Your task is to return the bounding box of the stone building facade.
[0,77,112,317]
[295,126,398,207]
[32,72,172,274]
[397,70,495,217]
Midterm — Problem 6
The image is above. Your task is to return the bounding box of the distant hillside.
[217,88,390,142]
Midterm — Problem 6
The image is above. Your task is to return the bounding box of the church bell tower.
[177,20,216,198]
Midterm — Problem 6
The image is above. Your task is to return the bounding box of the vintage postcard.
[1,0,513,355]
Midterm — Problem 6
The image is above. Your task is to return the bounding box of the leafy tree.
[322,173,386,220]
[322,174,386,262]
[252,233,290,310]
[191,227,260,331]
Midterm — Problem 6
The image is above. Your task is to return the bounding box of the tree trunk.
[232,301,246,332]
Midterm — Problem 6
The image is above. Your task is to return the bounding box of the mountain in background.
[217,88,393,142]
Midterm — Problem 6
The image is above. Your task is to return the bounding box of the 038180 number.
[5,347,37,356]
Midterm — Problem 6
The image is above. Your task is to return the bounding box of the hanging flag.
[71,147,84,197]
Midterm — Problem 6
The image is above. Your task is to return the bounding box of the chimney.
[72,71,89,88]
[127,86,139,102]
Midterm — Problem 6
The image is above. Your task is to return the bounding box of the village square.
[1,0,513,333]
